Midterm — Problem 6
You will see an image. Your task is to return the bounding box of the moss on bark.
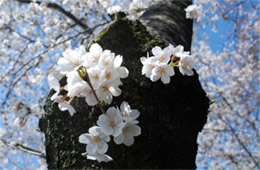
[40,15,209,169]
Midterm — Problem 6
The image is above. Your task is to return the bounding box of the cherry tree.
[0,0,259,169]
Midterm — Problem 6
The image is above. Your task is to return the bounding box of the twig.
[0,139,46,159]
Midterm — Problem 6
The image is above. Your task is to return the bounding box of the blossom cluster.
[79,101,141,162]
[48,43,141,163]
[140,44,194,84]
[48,43,129,116]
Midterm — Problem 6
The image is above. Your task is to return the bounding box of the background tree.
[0,0,259,169]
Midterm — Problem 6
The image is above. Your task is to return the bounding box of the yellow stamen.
[159,68,165,75]
[109,121,116,128]
[93,136,101,143]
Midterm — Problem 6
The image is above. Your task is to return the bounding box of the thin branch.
[219,116,260,169]
[15,0,91,31]
[0,139,46,159]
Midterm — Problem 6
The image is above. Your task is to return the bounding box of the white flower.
[151,46,171,63]
[100,66,118,83]
[185,4,203,22]
[114,121,141,146]
[88,66,103,88]
[151,63,175,84]
[97,107,123,136]
[179,54,194,76]
[83,152,113,163]
[66,71,89,97]
[57,45,87,74]
[98,50,114,69]
[97,80,122,104]
[79,126,110,155]
[120,101,140,123]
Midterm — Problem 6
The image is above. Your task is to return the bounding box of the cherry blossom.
[114,121,141,146]
[57,45,87,74]
[79,126,110,155]
[151,63,174,84]
[178,53,194,76]
[97,107,124,136]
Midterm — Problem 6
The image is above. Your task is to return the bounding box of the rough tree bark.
[39,0,209,169]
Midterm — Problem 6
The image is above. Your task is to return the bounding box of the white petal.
[85,93,98,106]
[90,43,103,57]
[130,109,140,120]
[161,74,170,84]
[79,134,92,144]
[119,67,129,78]
[113,123,124,137]
[87,143,96,155]
[97,153,113,162]
[106,107,117,117]
[114,133,124,145]
[97,141,108,154]
[128,124,141,136]
[114,55,123,68]
[150,73,160,82]
[88,126,99,135]
[86,154,97,161]
[140,57,147,65]
[109,86,121,96]
[152,46,163,57]
[123,134,134,146]
[58,102,76,116]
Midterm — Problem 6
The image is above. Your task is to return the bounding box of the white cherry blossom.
[66,71,89,97]
[178,54,194,76]
[151,63,174,84]
[114,121,141,146]
[57,45,87,74]
[97,80,122,104]
[79,126,110,155]
[98,50,115,69]
[97,107,124,136]
[151,46,171,63]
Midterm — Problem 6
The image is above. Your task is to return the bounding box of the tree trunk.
[39,0,209,169]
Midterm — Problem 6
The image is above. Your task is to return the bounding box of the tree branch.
[15,0,91,31]
[0,139,46,159]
